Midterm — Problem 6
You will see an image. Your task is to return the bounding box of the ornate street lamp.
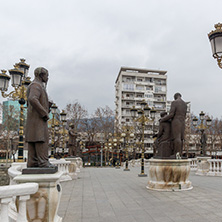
[150,107,157,154]
[208,23,222,69]
[130,100,155,177]
[0,59,30,162]
[60,110,67,158]
[192,111,212,156]
[121,127,134,171]
[113,134,121,169]
[54,123,60,154]
[50,103,58,158]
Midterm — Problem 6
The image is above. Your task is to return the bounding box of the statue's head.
[174,92,182,100]
[160,111,167,118]
[34,67,49,83]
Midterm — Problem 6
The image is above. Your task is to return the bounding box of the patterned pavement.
[58,166,222,222]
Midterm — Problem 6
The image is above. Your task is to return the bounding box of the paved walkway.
[58,166,222,222]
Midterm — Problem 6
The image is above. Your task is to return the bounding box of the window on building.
[147,101,153,106]
[123,83,134,91]
[136,94,143,98]
[145,77,153,82]
[145,94,153,98]
[136,85,144,90]
[146,86,153,91]
[155,86,162,93]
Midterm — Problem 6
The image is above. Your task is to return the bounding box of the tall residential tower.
[115,67,167,152]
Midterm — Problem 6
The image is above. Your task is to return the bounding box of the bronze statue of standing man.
[25,67,52,168]
[68,123,78,156]
[160,93,187,157]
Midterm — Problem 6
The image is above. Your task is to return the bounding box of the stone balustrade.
[8,162,27,185]
[189,158,197,171]
[0,183,38,222]
[144,159,150,167]
[126,159,150,168]
[207,159,222,176]
[49,159,72,182]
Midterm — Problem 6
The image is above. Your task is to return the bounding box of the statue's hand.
[43,115,49,121]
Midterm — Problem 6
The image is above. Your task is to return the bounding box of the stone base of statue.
[14,171,63,222]
[147,158,193,191]
[195,156,211,176]
[66,157,82,174]
[22,166,58,174]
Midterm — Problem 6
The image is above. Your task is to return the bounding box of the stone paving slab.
[58,166,222,222]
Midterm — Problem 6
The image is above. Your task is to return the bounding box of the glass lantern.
[206,117,212,127]
[192,117,198,126]
[51,104,58,115]
[9,65,23,87]
[0,70,10,91]
[199,111,205,121]
[60,110,67,122]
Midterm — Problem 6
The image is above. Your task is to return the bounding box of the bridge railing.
[0,183,38,222]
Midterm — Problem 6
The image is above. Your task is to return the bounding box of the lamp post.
[150,107,157,155]
[121,126,134,171]
[60,110,67,158]
[100,141,104,167]
[104,143,108,166]
[192,111,212,156]
[113,134,121,169]
[50,103,57,158]
[208,23,222,69]
[54,123,60,155]
[0,59,30,162]
[130,101,155,177]
[108,133,113,166]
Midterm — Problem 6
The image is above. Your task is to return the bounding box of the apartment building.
[115,67,167,152]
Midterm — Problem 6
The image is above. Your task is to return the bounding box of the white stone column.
[0,197,12,222]
[17,195,30,222]
[14,172,63,222]
[196,156,211,176]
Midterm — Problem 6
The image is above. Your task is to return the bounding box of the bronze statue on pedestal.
[68,123,79,157]
[25,67,54,170]
[154,93,187,159]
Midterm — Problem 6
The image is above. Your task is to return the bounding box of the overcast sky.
[1,0,222,118]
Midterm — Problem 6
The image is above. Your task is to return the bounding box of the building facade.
[115,67,167,152]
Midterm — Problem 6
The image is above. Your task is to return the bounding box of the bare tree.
[81,117,99,143]
[0,104,19,164]
[65,101,88,131]
[93,106,114,141]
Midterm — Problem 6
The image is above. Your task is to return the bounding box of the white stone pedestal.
[65,158,78,179]
[14,171,63,222]
[196,156,211,176]
[65,157,82,176]
[147,159,193,191]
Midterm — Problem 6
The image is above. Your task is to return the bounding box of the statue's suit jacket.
[69,129,77,146]
[25,79,49,143]
[161,98,187,140]
[156,120,171,143]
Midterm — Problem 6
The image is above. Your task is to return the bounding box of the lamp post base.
[138,173,147,177]
[124,168,130,171]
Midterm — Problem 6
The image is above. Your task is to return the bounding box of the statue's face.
[41,70,49,83]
